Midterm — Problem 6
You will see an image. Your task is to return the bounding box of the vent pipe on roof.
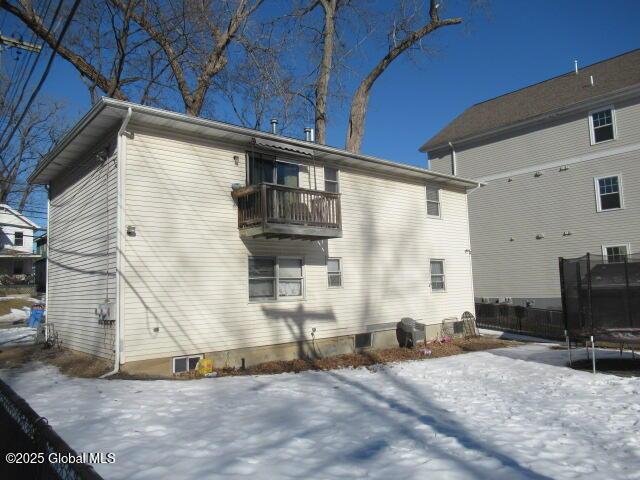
[590,75,594,86]
[304,127,315,142]
[270,118,278,134]
[574,60,578,74]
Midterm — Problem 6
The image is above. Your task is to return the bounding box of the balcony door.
[248,152,300,221]
[247,152,299,187]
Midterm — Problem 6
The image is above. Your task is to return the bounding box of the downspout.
[101,106,132,379]
[448,141,457,176]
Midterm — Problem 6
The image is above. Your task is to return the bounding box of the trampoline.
[559,253,640,372]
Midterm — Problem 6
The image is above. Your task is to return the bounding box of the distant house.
[0,204,40,279]
[28,98,479,376]
[422,49,640,309]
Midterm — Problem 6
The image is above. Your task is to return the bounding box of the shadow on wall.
[261,304,336,359]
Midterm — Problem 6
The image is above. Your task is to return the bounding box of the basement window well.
[355,333,372,349]
[173,355,202,374]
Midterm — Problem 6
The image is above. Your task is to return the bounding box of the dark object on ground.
[396,317,426,348]
[570,357,640,378]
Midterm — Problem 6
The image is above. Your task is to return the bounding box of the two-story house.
[0,204,41,279]
[422,49,640,309]
[29,98,479,376]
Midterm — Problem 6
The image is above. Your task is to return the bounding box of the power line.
[0,0,61,143]
[0,0,80,151]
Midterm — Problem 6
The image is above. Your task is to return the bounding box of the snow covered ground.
[2,343,640,480]
[0,306,31,325]
[0,326,36,346]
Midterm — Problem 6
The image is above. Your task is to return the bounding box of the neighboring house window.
[248,256,304,301]
[324,167,339,193]
[594,175,623,211]
[327,258,342,287]
[589,107,615,144]
[426,185,441,217]
[14,231,23,247]
[602,245,629,264]
[430,260,446,291]
[173,355,202,374]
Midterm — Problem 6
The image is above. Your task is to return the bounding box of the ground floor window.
[12,261,24,275]
[249,256,304,301]
[602,244,629,263]
[327,258,342,287]
[173,355,202,374]
[430,259,446,291]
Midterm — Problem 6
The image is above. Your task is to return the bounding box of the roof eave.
[420,82,640,154]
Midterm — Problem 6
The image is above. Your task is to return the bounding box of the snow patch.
[0,326,36,346]
[1,344,639,479]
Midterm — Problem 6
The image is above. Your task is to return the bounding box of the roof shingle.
[420,49,640,152]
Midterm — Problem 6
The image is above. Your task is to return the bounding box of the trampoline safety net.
[559,253,640,344]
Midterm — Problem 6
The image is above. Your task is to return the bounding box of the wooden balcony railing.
[232,183,342,239]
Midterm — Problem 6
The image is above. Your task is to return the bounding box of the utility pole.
[0,32,42,67]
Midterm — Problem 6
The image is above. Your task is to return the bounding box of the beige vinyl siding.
[470,147,640,302]
[121,127,474,362]
[48,139,117,360]
[429,97,640,179]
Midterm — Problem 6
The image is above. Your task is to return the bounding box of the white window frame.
[588,105,617,145]
[429,259,446,292]
[248,256,305,302]
[426,184,442,218]
[172,354,203,374]
[327,257,342,288]
[324,166,339,193]
[594,174,624,212]
[601,243,631,264]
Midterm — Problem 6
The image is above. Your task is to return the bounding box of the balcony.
[232,183,342,240]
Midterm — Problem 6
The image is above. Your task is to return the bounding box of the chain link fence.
[0,379,104,480]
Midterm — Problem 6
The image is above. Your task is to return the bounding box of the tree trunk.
[314,0,337,145]
[345,3,462,152]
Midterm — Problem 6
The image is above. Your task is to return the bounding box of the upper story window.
[589,107,615,144]
[602,244,629,264]
[426,184,441,217]
[14,231,23,247]
[324,167,339,193]
[594,175,623,211]
[247,152,299,187]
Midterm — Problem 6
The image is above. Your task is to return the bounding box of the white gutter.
[101,106,132,379]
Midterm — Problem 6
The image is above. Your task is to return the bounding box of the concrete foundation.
[120,322,473,377]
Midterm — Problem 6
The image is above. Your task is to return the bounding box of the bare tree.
[0,0,141,101]
[345,0,462,152]
[109,0,265,116]
[0,78,66,211]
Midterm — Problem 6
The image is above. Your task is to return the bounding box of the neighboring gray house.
[422,49,640,309]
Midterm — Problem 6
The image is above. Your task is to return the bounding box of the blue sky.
[3,0,640,172]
